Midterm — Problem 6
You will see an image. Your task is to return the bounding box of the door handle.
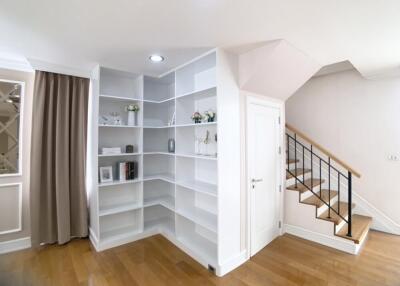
[251,178,263,183]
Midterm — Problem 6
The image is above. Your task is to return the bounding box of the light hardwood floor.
[0,231,399,286]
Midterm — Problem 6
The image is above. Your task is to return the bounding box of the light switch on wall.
[388,154,399,161]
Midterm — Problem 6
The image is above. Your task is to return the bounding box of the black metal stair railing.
[286,133,353,237]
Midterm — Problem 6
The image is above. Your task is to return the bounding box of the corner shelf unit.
[88,50,241,276]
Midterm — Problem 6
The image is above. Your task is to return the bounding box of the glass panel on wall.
[0,81,21,175]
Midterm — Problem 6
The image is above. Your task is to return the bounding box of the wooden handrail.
[286,123,361,178]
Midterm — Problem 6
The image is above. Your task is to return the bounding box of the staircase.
[285,124,372,251]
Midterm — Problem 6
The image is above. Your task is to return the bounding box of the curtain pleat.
[30,71,89,246]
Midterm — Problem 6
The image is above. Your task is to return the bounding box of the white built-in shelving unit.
[88,50,241,276]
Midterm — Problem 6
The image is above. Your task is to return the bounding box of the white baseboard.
[88,227,99,251]
[284,224,359,254]
[0,237,31,254]
[217,250,248,277]
[353,192,400,235]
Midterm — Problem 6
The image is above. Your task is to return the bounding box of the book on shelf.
[116,161,138,181]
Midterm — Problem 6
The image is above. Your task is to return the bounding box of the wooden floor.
[1,231,399,286]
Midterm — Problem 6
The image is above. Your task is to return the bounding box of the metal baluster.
[294,134,297,188]
[319,158,322,198]
[338,172,341,216]
[287,134,289,168]
[328,157,331,218]
[347,171,352,237]
[302,145,305,184]
[310,145,313,184]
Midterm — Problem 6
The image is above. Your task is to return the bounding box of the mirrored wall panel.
[0,81,22,175]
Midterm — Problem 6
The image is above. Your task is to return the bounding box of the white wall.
[286,70,400,230]
[0,68,34,248]
[238,40,321,101]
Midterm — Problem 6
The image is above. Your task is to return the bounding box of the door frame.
[245,93,285,259]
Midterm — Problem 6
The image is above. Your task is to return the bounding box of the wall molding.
[0,237,31,254]
[0,57,33,73]
[284,223,359,254]
[0,183,22,235]
[28,59,92,78]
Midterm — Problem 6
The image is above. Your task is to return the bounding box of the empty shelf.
[143,173,175,184]
[144,196,175,211]
[100,225,141,242]
[99,202,142,217]
[144,217,175,235]
[175,180,217,197]
[176,207,217,233]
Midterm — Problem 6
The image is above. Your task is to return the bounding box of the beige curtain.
[30,71,89,246]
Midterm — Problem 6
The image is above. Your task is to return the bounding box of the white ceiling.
[1,0,400,77]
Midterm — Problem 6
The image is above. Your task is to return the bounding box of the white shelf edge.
[100,227,142,244]
[175,153,217,161]
[143,174,175,184]
[143,125,175,129]
[99,94,142,102]
[98,179,141,188]
[98,124,142,128]
[175,180,218,197]
[175,122,217,128]
[98,152,142,157]
[143,151,175,156]
[175,86,217,99]
[143,97,175,104]
[99,202,142,217]
[143,196,175,212]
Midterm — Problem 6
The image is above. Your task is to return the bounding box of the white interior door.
[247,97,281,257]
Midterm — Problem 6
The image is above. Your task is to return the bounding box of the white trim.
[28,59,91,78]
[0,237,31,254]
[0,58,33,72]
[217,250,248,277]
[284,224,359,254]
[0,183,22,235]
[89,227,99,251]
[245,93,285,257]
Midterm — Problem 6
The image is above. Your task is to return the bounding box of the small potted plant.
[191,111,202,124]
[204,110,216,122]
[126,104,140,126]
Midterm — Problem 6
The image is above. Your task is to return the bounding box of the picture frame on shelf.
[99,166,113,183]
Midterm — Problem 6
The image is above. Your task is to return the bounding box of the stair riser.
[300,185,324,201]
[335,216,349,233]
[286,172,311,186]
[316,196,339,217]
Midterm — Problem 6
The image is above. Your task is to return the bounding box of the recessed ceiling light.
[6,99,13,104]
[149,55,165,63]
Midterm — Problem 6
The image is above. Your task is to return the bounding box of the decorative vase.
[127,111,135,126]
[208,117,214,122]
[194,118,201,124]
[168,138,175,153]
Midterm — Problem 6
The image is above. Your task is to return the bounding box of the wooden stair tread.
[301,189,338,208]
[318,201,355,225]
[287,159,299,164]
[335,214,372,244]
[287,178,325,193]
[286,168,311,179]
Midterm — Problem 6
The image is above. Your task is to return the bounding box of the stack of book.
[117,161,137,181]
